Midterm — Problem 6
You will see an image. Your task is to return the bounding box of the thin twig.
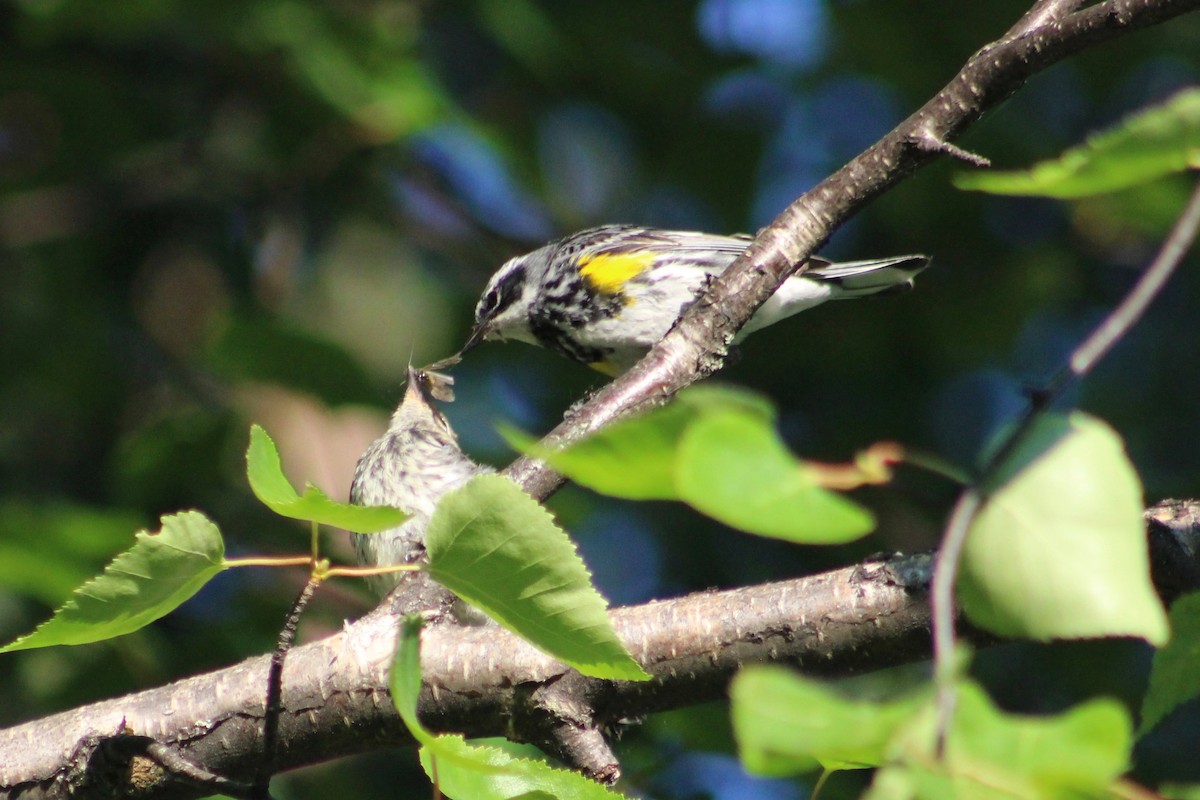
[930,488,982,755]
[930,173,1200,748]
[255,574,323,799]
[1066,172,1200,380]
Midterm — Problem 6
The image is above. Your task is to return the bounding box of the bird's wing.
[588,228,753,258]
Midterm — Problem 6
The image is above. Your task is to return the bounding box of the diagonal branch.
[504,0,1200,501]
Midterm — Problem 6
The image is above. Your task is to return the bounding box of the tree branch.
[503,0,1200,502]
[3,501,1198,798]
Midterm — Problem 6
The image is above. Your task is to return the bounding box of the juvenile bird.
[350,367,491,598]
[461,224,929,375]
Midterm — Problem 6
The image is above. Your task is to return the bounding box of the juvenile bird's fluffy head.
[350,366,491,589]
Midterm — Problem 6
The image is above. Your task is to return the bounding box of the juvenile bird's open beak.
[404,366,435,406]
[403,367,452,417]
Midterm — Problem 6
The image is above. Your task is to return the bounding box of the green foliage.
[390,617,508,771]
[732,665,928,774]
[676,410,875,542]
[15,0,449,142]
[959,412,1168,645]
[392,616,628,799]
[733,668,1132,799]
[425,475,649,681]
[235,0,447,140]
[1140,592,1200,737]
[502,408,688,501]
[504,386,874,543]
[871,687,1130,799]
[502,385,774,501]
[246,424,407,533]
[0,511,226,652]
[927,686,1130,797]
[418,737,626,800]
[954,88,1200,197]
[0,500,147,605]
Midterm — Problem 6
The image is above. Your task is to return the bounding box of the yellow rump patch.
[578,251,655,294]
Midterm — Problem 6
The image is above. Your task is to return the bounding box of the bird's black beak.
[459,320,490,355]
[425,321,489,375]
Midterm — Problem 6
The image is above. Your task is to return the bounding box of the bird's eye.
[478,263,527,321]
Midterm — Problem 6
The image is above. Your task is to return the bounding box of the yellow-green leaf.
[1,511,226,652]
[426,475,648,681]
[959,413,1168,644]
[954,88,1200,197]
[246,424,406,533]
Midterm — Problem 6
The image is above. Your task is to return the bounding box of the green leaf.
[954,88,1200,197]
[731,666,926,775]
[391,617,520,772]
[425,474,649,681]
[499,407,689,500]
[862,682,1130,799]
[392,617,625,798]
[736,675,1132,799]
[1139,591,1200,736]
[246,424,407,533]
[501,384,774,502]
[676,383,778,419]
[676,412,875,543]
[0,511,226,652]
[392,616,431,744]
[959,412,1168,644]
[943,683,1130,793]
[504,385,875,543]
[390,618,492,759]
[418,736,627,799]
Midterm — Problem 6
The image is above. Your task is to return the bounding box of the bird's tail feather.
[809,255,930,297]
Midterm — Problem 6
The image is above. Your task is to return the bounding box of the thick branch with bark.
[3,503,1198,799]
[0,559,932,798]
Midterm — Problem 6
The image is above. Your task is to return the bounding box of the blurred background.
[1,0,1198,797]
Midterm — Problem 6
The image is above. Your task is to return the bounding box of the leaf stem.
[223,556,316,569]
[896,448,975,486]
